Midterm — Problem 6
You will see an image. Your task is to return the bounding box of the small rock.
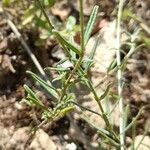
[65,142,77,150]
[6,127,30,150]
[29,129,57,150]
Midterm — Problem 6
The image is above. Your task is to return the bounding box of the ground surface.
[0,0,150,149]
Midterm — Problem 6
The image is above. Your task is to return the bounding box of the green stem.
[79,0,84,55]
[87,80,119,141]
[36,0,54,31]
[59,0,85,102]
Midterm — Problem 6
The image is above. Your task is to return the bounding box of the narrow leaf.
[99,83,112,101]
[24,84,39,100]
[26,71,58,99]
[84,5,99,45]
[123,104,130,129]
[45,67,70,72]
[107,59,117,73]
[26,96,45,108]
[52,30,81,55]
[24,85,45,108]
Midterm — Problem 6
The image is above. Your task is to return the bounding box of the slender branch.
[79,0,84,55]
[116,0,125,149]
